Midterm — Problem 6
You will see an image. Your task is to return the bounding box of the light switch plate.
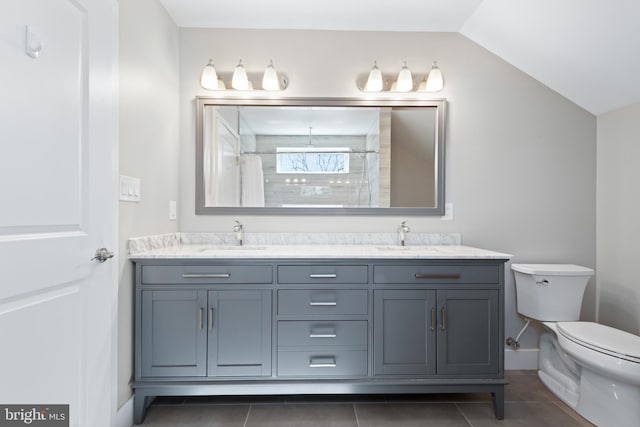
[441,202,453,221]
[169,200,177,220]
[119,175,141,202]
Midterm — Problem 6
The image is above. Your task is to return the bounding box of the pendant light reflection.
[200,59,219,90]
[395,61,413,92]
[231,59,249,90]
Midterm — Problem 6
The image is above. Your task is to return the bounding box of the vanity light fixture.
[200,59,288,92]
[358,60,444,93]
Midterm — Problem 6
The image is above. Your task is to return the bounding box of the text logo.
[0,405,68,427]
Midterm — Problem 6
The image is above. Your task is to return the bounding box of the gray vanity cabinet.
[436,289,500,375]
[133,258,507,424]
[207,289,271,376]
[373,289,437,375]
[139,288,271,378]
[140,289,208,377]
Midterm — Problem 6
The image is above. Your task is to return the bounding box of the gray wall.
[118,0,180,408]
[178,29,596,362]
[596,102,640,335]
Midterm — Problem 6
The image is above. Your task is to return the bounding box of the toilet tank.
[511,264,594,321]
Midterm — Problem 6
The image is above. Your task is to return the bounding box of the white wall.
[118,0,179,408]
[178,29,597,362]
[596,102,640,335]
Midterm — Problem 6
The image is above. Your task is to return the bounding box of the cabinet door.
[373,289,436,375]
[208,290,272,376]
[140,289,207,377]
[437,289,500,375]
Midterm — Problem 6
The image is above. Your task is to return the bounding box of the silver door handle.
[309,274,337,279]
[441,307,446,331]
[91,247,114,263]
[209,307,214,330]
[430,307,436,331]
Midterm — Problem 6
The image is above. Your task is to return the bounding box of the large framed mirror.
[196,97,446,215]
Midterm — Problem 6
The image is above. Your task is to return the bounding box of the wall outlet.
[169,200,177,220]
[441,202,453,221]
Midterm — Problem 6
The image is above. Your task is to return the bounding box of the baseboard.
[116,396,133,427]
[505,348,539,370]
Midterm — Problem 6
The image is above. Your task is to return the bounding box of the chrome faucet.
[232,220,244,246]
[398,220,410,246]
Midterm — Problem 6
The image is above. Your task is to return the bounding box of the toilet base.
[538,330,640,427]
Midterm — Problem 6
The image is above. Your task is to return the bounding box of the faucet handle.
[400,220,410,232]
[232,220,243,232]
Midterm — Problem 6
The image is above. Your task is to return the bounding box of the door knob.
[92,247,115,263]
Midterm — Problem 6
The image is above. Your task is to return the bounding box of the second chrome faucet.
[398,220,410,246]
[232,220,244,246]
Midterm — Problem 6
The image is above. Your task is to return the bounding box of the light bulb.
[365,61,383,92]
[425,61,444,92]
[200,59,219,90]
[395,61,413,92]
[262,60,280,91]
[231,59,249,90]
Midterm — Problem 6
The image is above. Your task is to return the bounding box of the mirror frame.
[195,97,446,216]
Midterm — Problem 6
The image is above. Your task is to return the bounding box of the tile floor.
[137,371,595,426]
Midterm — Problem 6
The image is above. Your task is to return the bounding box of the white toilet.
[512,264,640,427]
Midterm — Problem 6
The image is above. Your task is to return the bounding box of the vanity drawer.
[278,320,367,347]
[373,264,499,285]
[277,265,368,284]
[277,289,368,316]
[277,350,368,377]
[141,265,273,285]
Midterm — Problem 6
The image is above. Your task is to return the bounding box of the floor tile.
[355,402,470,427]
[245,403,358,427]
[141,404,249,426]
[504,371,558,402]
[457,401,591,427]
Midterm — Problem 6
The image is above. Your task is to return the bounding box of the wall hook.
[25,25,42,59]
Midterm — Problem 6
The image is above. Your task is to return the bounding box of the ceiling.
[159,0,640,115]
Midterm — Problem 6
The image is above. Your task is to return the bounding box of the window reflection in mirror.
[196,98,445,215]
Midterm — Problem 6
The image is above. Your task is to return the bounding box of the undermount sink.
[200,246,267,252]
[376,245,412,250]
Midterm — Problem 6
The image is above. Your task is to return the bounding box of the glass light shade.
[365,61,383,92]
[395,61,413,92]
[425,62,444,92]
[200,59,219,90]
[231,59,249,90]
[262,60,280,91]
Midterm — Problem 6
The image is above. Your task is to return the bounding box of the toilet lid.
[558,322,640,363]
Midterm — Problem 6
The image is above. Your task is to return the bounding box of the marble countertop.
[128,233,511,260]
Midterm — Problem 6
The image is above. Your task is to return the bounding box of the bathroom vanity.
[130,242,510,424]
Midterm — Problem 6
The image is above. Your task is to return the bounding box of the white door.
[0,1,117,426]
[205,111,240,206]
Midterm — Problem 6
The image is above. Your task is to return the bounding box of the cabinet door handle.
[309,357,337,368]
[441,307,446,331]
[182,273,231,279]
[415,273,461,279]
[309,301,337,306]
[199,307,204,330]
[309,274,337,279]
[209,307,214,330]
[430,307,436,331]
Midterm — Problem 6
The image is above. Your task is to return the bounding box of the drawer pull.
[309,274,338,279]
[182,273,231,279]
[415,273,461,280]
[309,357,336,368]
[309,301,337,306]
[309,333,337,339]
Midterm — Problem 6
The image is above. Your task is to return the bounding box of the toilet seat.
[557,322,640,364]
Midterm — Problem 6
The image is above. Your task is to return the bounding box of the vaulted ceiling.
[158,0,640,115]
